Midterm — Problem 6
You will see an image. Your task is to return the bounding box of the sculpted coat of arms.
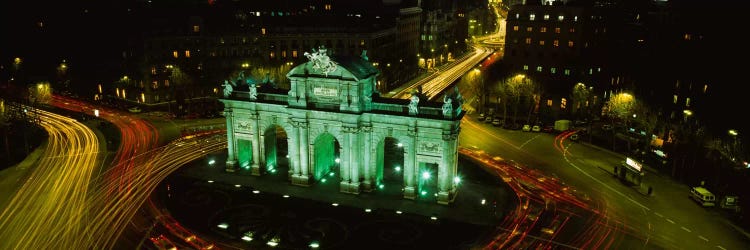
[304,46,337,76]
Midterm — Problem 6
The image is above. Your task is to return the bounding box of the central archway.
[376,137,405,197]
[313,133,340,190]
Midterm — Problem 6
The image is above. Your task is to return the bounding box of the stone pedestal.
[225,160,237,173]
[403,186,417,200]
[291,174,311,186]
[250,164,261,176]
[361,180,373,192]
[437,191,451,205]
[340,181,360,194]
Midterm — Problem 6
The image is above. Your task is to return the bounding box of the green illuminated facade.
[220,51,464,204]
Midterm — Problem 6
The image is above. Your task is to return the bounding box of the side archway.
[263,125,289,181]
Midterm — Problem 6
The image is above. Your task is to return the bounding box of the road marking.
[666,219,675,224]
[563,145,650,211]
[519,134,540,148]
[655,212,663,218]
[699,235,709,242]
[681,226,691,232]
[716,246,726,250]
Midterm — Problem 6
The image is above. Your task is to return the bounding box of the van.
[690,187,716,207]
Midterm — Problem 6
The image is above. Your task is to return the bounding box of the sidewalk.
[0,142,45,207]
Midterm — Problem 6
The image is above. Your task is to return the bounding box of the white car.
[128,107,142,113]
[522,124,531,132]
[532,125,541,132]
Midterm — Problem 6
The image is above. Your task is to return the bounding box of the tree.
[572,83,593,120]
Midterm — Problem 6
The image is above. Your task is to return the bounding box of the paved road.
[459,115,750,250]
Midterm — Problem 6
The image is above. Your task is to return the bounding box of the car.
[478,113,486,120]
[602,124,613,131]
[569,134,580,141]
[532,125,541,132]
[484,116,494,123]
[128,106,142,113]
[542,125,554,133]
[522,124,531,132]
[492,118,502,127]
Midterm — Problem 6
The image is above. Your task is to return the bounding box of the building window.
[185,50,191,58]
[540,27,547,33]
[673,95,678,104]
[360,39,365,46]
[544,14,550,20]
[525,38,532,44]
[547,99,553,107]
[292,50,298,58]
[570,28,575,33]
[526,27,533,32]
[282,50,287,58]
[555,27,561,33]
[164,80,170,87]
[686,97,691,107]
[261,28,266,35]
[564,69,570,75]
[325,4,331,10]
[515,13,520,19]
[529,14,536,21]
[539,40,545,46]
[513,25,519,31]
[568,41,574,47]
[151,67,156,75]
[684,34,692,40]
[553,40,559,47]
[172,51,179,58]
[523,65,529,70]
[558,15,564,21]
[193,25,200,32]
[560,98,567,109]
[152,80,158,89]
[550,67,556,74]
[270,52,275,59]
[574,16,578,22]
[536,66,543,72]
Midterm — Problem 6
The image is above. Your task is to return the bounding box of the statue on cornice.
[409,94,419,115]
[442,96,453,117]
[222,79,234,98]
[304,45,337,76]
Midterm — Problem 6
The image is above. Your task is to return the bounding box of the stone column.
[403,128,417,199]
[287,121,299,184]
[437,132,458,205]
[250,131,261,176]
[225,110,237,172]
[293,120,310,186]
[361,126,373,192]
[339,129,351,192]
[349,127,360,194]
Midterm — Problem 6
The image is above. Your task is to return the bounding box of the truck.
[554,120,571,132]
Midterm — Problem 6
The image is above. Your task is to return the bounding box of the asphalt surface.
[156,150,517,250]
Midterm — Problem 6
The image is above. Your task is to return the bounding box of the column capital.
[288,118,308,128]
[407,127,417,137]
[360,124,373,133]
[442,132,458,141]
[342,126,359,133]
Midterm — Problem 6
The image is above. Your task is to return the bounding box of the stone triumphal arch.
[220,49,464,204]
